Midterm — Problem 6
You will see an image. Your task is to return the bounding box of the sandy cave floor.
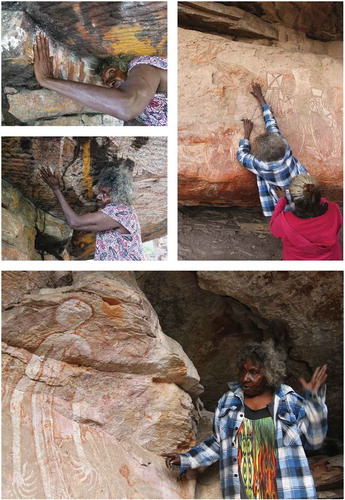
[178,206,343,261]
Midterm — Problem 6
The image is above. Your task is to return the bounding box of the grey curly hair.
[236,339,286,387]
[96,54,136,75]
[253,132,286,162]
[96,165,134,205]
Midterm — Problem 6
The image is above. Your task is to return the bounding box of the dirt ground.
[178,206,343,261]
[178,206,282,260]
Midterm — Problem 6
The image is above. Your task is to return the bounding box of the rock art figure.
[237,83,308,216]
[2,272,200,499]
[40,165,144,260]
[163,340,328,500]
[254,72,306,159]
[309,88,341,164]
[34,34,167,126]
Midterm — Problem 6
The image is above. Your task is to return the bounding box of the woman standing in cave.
[162,340,328,499]
[33,33,167,126]
[271,174,342,260]
[40,166,144,261]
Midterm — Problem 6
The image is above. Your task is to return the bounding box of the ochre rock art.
[2,272,200,498]
[178,27,342,207]
[2,271,343,498]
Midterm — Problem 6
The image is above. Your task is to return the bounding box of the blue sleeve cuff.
[262,104,270,110]
[179,454,192,474]
[239,138,250,146]
[302,385,326,404]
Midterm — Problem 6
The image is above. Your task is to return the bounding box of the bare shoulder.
[126,64,167,93]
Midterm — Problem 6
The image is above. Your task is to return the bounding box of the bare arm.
[40,168,122,232]
[33,34,163,121]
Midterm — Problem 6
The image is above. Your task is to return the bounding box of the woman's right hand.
[161,453,181,468]
[250,83,266,105]
[33,33,54,86]
[40,167,61,192]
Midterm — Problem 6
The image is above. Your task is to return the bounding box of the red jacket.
[270,197,343,260]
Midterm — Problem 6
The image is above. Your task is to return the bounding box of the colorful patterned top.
[238,403,277,499]
[94,203,144,261]
[179,383,327,499]
[128,56,167,126]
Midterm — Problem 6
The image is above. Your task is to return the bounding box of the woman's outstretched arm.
[33,34,162,121]
[40,168,122,232]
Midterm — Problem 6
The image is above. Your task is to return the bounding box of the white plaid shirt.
[179,383,327,499]
[236,105,308,216]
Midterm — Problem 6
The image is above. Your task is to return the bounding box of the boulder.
[2,180,72,260]
[178,28,343,207]
[5,88,123,124]
[2,271,201,498]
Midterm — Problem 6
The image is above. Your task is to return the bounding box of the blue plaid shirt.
[237,105,308,216]
[179,383,327,499]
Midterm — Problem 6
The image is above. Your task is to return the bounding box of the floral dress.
[94,203,144,261]
[128,56,167,126]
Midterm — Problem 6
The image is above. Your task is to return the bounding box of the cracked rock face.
[178,3,343,208]
[2,271,200,499]
[2,2,167,125]
[2,136,167,260]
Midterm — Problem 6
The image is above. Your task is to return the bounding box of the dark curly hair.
[253,132,287,162]
[96,164,134,205]
[236,339,286,387]
[95,54,136,75]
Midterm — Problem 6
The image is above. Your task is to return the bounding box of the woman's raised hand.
[33,33,54,86]
[40,167,61,192]
[250,83,266,105]
[299,365,328,394]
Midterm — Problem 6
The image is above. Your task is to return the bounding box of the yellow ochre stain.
[82,140,93,199]
[41,106,64,113]
[157,35,167,56]
[104,25,157,56]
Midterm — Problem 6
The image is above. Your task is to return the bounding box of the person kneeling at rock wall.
[236,83,309,217]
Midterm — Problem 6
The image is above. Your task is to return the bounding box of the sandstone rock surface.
[2,272,201,498]
[2,137,167,259]
[2,2,167,125]
[178,3,279,40]
[178,27,342,207]
[233,2,343,42]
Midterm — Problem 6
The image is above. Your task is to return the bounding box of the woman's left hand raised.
[33,33,54,86]
[299,365,327,394]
